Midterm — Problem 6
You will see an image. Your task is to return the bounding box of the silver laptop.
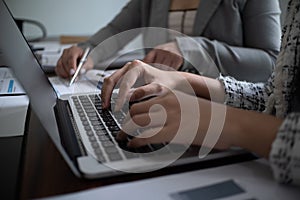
[0,0,252,179]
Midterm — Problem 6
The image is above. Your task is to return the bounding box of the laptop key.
[85,108,96,113]
[87,112,97,117]
[108,152,123,162]
[76,108,84,113]
[91,120,104,126]
[80,116,87,121]
[86,130,94,137]
[84,125,92,131]
[110,130,119,138]
[91,141,99,149]
[93,125,106,131]
[94,147,103,155]
[95,130,106,136]
[107,125,120,132]
[88,135,97,142]
[104,146,119,154]
[104,120,116,126]
[102,141,115,148]
[96,154,106,163]
[82,120,89,126]
[123,150,140,159]
[98,135,111,141]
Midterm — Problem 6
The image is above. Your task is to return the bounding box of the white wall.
[4,0,129,37]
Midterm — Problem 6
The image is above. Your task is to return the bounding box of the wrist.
[226,108,282,158]
[171,71,199,96]
[224,107,244,148]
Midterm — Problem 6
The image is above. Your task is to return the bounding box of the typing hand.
[116,90,200,148]
[101,60,183,111]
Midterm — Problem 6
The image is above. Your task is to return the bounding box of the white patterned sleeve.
[217,74,269,111]
[270,113,300,186]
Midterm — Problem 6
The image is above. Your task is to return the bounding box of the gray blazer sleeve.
[78,0,142,65]
[177,0,281,82]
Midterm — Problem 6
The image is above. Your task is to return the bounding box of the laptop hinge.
[54,99,87,161]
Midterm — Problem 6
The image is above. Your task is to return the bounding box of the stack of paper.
[0,67,29,137]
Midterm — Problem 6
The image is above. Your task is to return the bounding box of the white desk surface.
[38,159,300,200]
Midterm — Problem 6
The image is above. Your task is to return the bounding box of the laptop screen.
[0,0,59,136]
[0,0,82,175]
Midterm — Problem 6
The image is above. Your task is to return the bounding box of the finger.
[119,114,150,139]
[117,98,167,142]
[101,62,132,108]
[114,61,145,111]
[128,96,163,117]
[129,83,165,102]
[116,129,128,141]
[120,102,165,141]
[122,110,165,134]
[127,127,171,148]
[60,49,74,76]
[116,113,148,141]
[61,47,81,77]
[143,50,156,63]
[66,53,79,75]
[55,58,69,78]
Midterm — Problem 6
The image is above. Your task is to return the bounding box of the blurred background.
[4,0,129,38]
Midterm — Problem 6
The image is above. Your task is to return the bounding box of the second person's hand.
[143,42,183,70]
[55,46,94,78]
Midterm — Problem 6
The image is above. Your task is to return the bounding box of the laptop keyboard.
[71,94,190,163]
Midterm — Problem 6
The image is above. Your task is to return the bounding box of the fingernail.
[69,69,75,75]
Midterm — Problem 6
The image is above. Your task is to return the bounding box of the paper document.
[48,69,114,96]
[0,67,29,137]
[0,67,26,95]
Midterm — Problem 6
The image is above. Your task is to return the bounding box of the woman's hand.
[101,60,191,110]
[117,89,232,150]
[143,42,183,70]
[55,46,94,78]
[117,87,283,159]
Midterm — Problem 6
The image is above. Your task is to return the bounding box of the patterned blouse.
[218,0,300,186]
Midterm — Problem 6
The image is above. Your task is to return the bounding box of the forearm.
[226,107,283,158]
[179,72,225,103]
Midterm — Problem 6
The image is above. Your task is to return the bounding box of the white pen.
[69,47,90,86]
